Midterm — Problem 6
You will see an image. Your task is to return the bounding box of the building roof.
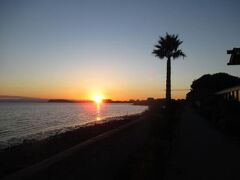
[227,48,240,65]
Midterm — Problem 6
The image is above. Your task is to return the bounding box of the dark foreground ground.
[115,102,182,180]
[116,103,240,180]
[165,105,240,180]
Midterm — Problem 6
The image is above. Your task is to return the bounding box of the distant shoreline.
[0,95,165,105]
[48,99,133,103]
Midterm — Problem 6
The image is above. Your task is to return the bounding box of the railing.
[216,85,240,102]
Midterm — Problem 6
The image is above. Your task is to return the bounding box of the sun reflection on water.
[96,103,101,121]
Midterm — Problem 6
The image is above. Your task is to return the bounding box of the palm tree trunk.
[166,57,171,102]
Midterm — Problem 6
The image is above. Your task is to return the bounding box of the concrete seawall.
[3,115,150,180]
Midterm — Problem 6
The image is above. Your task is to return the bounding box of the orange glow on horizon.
[0,84,188,101]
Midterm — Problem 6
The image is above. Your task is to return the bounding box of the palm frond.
[172,49,186,59]
[152,33,185,60]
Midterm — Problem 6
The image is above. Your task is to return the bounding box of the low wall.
[3,115,150,180]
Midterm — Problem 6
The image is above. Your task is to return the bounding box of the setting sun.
[93,95,104,104]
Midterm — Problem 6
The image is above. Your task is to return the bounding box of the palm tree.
[152,33,186,102]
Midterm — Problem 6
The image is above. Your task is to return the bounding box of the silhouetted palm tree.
[152,33,186,102]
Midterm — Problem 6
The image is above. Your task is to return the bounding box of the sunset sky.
[1,0,239,100]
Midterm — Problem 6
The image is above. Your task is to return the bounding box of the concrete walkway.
[166,106,240,180]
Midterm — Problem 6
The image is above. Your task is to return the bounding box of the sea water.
[0,102,147,148]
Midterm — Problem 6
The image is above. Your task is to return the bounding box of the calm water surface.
[0,102,147,148]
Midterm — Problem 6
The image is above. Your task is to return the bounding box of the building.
[227,48,240,65]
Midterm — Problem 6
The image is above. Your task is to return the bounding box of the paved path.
[166,106,240,180]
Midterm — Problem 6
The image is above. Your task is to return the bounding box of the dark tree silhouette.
[152,33,186,102]
[187,73,240,104]
[190,73,240,92]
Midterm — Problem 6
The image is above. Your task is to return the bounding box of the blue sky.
[0,0,239,100]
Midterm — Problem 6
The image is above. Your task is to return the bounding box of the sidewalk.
[165,106,240,180]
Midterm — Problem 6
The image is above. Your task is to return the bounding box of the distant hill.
[0,95,47,102]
